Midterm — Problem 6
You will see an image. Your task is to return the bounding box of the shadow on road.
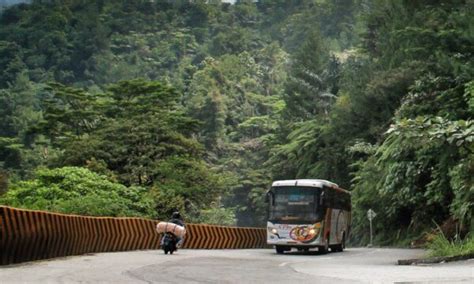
[274,249,347,256]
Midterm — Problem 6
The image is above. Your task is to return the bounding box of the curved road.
[1,248,473,283]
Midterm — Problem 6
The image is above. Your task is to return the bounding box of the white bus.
[266,179,351,254]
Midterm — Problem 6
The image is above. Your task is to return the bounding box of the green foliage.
[351,115,473,243]
[0,72,44,178]
[428,233,474,258]
[0,167,154,217]
[0,170,8,195]
[1,0,472,237]
[346,0,474,244]
[42,80,203,186]
[283,30,337,120]
[149,155,235,223]
[150,186,187,222]
[0,0,360,225]
[198,205,236,226]
[40,82,100,146]
[0,41,25,88]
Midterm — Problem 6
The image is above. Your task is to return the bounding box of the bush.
[198,206,236,226]
[427,233,474,257]
[0,167,154,217]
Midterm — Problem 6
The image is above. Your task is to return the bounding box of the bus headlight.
[310,223,322,237]
[290,225,319,243]
[271,228,278,235]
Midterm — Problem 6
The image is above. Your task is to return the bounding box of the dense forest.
[0,0,472,246]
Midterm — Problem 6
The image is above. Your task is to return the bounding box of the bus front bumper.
[267,236,322,247]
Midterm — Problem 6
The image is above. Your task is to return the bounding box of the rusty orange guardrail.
[0,206,267,265]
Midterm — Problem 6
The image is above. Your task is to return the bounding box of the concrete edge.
[398,252,474,265]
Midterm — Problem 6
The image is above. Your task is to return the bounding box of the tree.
[349,0,474,243]
[0,167,155,217]
[283,30,339,121]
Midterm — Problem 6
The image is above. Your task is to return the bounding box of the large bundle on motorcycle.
[156,221,186,238]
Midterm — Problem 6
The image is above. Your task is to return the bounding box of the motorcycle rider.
[169,211,185,227]
[168,211,185,248]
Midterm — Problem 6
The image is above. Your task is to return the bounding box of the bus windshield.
[269,186,322,224]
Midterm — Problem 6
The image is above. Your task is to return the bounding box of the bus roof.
[272,179,339,188]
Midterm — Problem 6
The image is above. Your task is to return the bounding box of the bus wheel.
[275,246,285,254]
[341,234,346,251]
[333,234,345,252]
[319,238,329,254]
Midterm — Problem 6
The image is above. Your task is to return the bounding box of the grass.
[427,233,474,258]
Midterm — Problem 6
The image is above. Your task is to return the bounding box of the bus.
[266,179,351,254]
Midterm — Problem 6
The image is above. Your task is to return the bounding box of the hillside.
[0,0,472,245]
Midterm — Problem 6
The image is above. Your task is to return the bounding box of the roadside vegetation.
[0,0,472,246]
[428,233,474,258]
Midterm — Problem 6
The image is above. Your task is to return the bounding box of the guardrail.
[0,206,267,265]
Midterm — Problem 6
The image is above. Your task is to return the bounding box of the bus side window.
[336,191,344,210]
[323,187,335,208]
[326,188,347,210]
[343,194,351,211]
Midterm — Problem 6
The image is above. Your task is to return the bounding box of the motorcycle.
[161,232,178,255]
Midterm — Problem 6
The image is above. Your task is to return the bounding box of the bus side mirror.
[265,190,275,206]
[320,191,325,206]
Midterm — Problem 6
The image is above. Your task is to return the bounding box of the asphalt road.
[1,248,473,283]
